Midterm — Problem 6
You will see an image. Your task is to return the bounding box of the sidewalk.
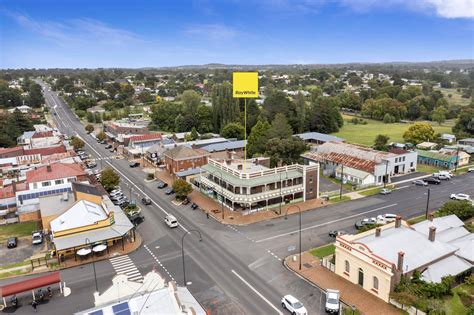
[285,252,401,315]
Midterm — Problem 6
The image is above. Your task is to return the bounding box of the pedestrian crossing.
[109,255,144,282]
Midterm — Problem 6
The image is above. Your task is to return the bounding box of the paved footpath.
[285,252,401,315]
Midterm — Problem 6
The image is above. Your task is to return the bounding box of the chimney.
[429,226,436,242]
[395,215,402,228]
[428,213,434,221]
[237,164,243,170]
[46,164,52,172]
[375,227,381,237]
[397,251,405,271]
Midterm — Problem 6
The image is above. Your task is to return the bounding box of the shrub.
[146,173,155,180]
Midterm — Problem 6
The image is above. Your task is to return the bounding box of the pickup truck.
[325,289,340,314]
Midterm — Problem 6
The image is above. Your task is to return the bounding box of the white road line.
[256,203,398,243]
[395,185,410,190]
[231,269,283,315]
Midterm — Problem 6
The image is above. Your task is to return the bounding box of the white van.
[165,215,178,228]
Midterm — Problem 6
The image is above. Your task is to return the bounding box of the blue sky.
[1,0,473,68]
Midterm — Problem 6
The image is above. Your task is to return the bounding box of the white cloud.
[183,24,238,40]
[7,12,143,46]
[340,0,474,18]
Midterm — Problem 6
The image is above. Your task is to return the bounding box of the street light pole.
[279,172,283,215]
[211,170,224,220]
[181,230,202,286]
[454,146,460,173]
[286,205,302,270]
[425,188,431,219]
[384,160,389,189]
[339,164,344,199]
[85,238,98,292]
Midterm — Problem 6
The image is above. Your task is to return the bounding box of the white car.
[325,289,340,314]
[165,215,178,228]
[468,167,474,172]
[281,295,307,315]
[32,232,43,245]
[450,193,470,201]
[377,213,398,223]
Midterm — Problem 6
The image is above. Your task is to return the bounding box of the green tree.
[86,111,95,123]
[247,119,271,157]
[268,113,293,139]
[27,82,45,108]
[438,200,474,221]
[431,106,447,125]
[138,90,154,103]
[374,134,390,151]
[263,91,299,131]
[181,90,201,130]
[403,122,436,144]
[211,82,239,132]
[172,179,193,200]
[196,105,213,133]
[71,136,85,150]
[96,131,106,142]
[221,122,245,140]
[265,137,308,167]
[307,96,343,133]
[452,107,474,137]
[135,71,145,81]
[151,101,182,131]
[100,168,120,191]
[85,124,94,133]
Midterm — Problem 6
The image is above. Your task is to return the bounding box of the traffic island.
[284,251,401,315]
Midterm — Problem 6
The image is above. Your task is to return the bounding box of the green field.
[309,244,335,258]
[0,221,39,242]
[332,115,453,146]
[435,88,471,107]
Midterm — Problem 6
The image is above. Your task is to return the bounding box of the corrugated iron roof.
[303,151,376,173]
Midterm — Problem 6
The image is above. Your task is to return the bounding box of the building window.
[55,179,63,185]
[309,176,313,183]
[42,181,51,187]
[373,276,379,290]
[410,162,414,167]
[345,260,350,273]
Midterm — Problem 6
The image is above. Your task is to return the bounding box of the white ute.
[325,289,340,314]
[450,193,470,201]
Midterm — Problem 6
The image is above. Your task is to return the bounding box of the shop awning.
[0,272,61,297]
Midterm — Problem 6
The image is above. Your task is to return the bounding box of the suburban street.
[2,81,471,315]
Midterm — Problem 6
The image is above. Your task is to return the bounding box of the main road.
[4,81,470,315]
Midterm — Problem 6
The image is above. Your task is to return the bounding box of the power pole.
[454,146,460,173]
[339,164,344,199]
[425,188,431,219]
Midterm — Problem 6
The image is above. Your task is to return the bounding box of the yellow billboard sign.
[233,72,258,98]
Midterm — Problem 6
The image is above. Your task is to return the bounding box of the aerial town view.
[0,0,473,314]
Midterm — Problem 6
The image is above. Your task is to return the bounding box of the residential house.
[163,146,209,177]
[86,105,105,114]
[104,121,149,146]
[441,134,456,144]
[125,133,163,157]
[200,140,246,159]
[0,147,24,159]
[7,105,32,114]
[198,157,319,212]
[0,181,27,215]
[334,215,472,303]
[438,148,471,167]
[458,138,474,147]
[416,142,438,150]
[303,142,417,187]
[294,132,344,146]
[17,130,62,149]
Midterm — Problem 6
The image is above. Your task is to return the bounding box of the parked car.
[164,187,174,195]
[32,231,43,245]
[157,181,168,189]
[433,172,451,180]
[377,213,398,223]
[86,161,97,169]
[379,188,392,195]
[191,202,199,210]
[425,177,441,185]
[109,189,123,197]
[181,197,190,205]
[7,237,17,249]
[328,230,346,238]
[450,193,471,201]
[325,289,340,314]
[468,167,474,172]
[281,295,307,315]
[113,196,128,205]
[129,162,140,168]
[119,201,130,209]
[110,193,125,200]
[412,179,428,186]
[355,217,378,229]
[165,215,178,228]
[141,197,152,205]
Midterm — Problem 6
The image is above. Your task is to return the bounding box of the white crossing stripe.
[109,255,143,282]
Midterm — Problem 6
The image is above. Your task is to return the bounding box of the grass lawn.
[435,88,471,107]
[329,195,352,203]
[332,115,453,146]
[309,244,335,258]
[0,260,30,270]
[0,221,39,242]
[416,164,441,174]
[0,267,33,279]
[445,292,468,315]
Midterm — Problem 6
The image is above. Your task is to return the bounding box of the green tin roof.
[416,150,457,163]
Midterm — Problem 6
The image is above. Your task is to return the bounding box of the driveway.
[0,237,45,266]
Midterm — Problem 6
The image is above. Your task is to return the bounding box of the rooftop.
[421,255,472,283]
[50,200,108,233]
[39,192,76,218]
[316,141,397,163]
[304,151,377,173]
[200,140,246,152]
[72,182,103,197]
[129,133,162,143]
[26,163,86,183]
[164,146,209,160]
[416,150,457,162]
[295,132,344,143]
